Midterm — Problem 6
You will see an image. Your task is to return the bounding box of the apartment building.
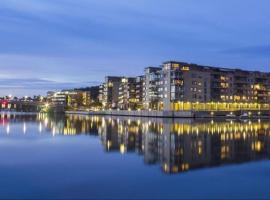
[96,61,270,112]
[143,67,163,110]
[118,77,137,110]
[102,76,123,109]
[162,61,211,110]
[47,91,70,105]
[135,76,144,109]
[162,61,270,111]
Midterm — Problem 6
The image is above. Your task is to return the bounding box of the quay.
[65,110,270,118]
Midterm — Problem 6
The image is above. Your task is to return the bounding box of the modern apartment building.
[162,61,212,110]
[66,90,91,110]
[74,86,100,105]
[143,67,163,110]
[160,61,270,111]
[118,77,137,110]
[135,76,144,109]
[96,61,270,112]
[98,84,104,104]
[47,91,70,105]
[102,76,123,109]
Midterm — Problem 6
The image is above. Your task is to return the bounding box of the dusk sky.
[1,0,270,96]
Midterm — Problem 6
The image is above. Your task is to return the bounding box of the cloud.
[0,78,99,89]
[0,0,270,96]
[0,77,100,96]
[221,45,270,56]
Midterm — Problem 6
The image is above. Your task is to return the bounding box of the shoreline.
[0,111,39,115]
[65,110,270,118]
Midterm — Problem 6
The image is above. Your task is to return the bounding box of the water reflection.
[1,112,270,174]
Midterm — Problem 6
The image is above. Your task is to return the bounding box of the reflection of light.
[39,122,42,133]
[23,123,26,134]
[6,124,10,134]
[181,163,189,171]
[163,164,168,172]
[255,141,262,152]
[120,144,125,154]
[52,127,55,136]
[44,118,48,126]
[107,140,112,150]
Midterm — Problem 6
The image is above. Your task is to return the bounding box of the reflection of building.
[33,114,270,174]
[161,124,212,173]
[94,117,270,174]
[143,128,160,164]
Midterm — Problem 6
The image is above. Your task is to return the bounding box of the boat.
[226,112,236,118]
[239,112,249,119]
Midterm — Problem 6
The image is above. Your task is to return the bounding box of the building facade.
[102,76,123,109]
[118,77,137,110]
[162,61,270,111]
[135,76,145,109]
[143,67,163,110]
[86,60,270,112]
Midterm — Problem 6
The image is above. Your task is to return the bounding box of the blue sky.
[1,0,270,96]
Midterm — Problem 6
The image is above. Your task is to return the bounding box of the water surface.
[0,113,270,199]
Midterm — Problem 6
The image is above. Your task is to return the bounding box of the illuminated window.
[181,66,190,71]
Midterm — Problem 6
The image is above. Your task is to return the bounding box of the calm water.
[1,113,270,199]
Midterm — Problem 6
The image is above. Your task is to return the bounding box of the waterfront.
[0,113,270,199]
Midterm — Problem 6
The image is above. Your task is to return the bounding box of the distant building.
[74,86,100,104]
[89,86,100,104]
[47,91,69,105]
[66,90,90,110]
[47,89,92,110]
[98,84,104,104]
